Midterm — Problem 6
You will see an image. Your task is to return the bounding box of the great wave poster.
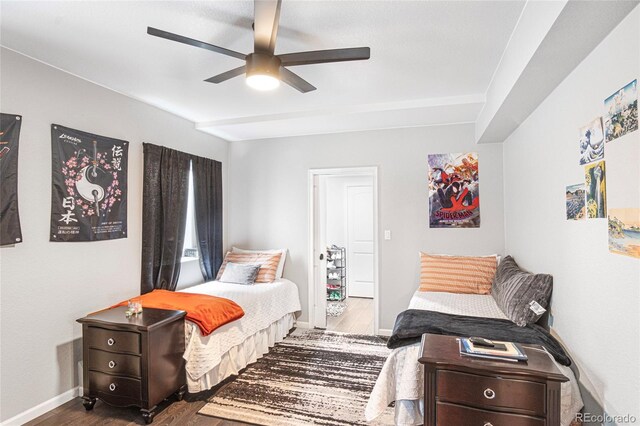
[428,152,480,228]
[50,124,128,242]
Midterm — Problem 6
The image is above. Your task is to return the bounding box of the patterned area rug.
[198,329,394,425]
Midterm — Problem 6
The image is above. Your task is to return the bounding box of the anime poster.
[584,160,606,219]
[566,184,586,220]
[50,124,128,242]
[428,152,480,228]
[578,117,604,165]
[608,208,640,259]
[604,79,638,142]
[0,113,23,246]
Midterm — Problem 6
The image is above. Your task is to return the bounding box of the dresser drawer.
[437,370,545,415]
[89,349,141,378]
[89,371,141,402]
[87,327,140,354]
[436,402,545,426]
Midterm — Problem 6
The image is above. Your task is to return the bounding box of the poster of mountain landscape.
[604,79,638,143]
[608,208,640,259]
[585,160,606,219]
[566,184,586,220]
[579,117,604,165]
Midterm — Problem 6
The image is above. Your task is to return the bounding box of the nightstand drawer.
[89,349,141,377]
[89,371,141,401]
[87,327,140,354]
[437,370,545,415]
[436,402,544,426]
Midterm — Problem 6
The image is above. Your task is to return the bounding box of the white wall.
[228,124,506,329]
[0,49,229,422]
[502,8,640,422]
[325,175,373,248]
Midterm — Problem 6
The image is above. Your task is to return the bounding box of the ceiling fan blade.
[147,27,246,60]
[279,67,316,93]
[204,66,247,84]
[278,47,370,66]
[254,0,282,54]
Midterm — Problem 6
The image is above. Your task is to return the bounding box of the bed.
[178,278,301,392]
[365,291,584,426]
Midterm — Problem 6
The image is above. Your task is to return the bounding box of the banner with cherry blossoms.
[50,124,128,242]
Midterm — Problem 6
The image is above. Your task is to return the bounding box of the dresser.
[77,306,187,424]
[418,333,568,426]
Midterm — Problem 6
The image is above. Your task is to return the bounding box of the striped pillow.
[419,253,498,294]
[216,251,282,283]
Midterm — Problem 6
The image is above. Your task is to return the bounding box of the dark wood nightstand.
[418,333,568,426]
[77,306,187,424]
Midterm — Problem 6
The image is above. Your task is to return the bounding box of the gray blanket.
[387,309,571,366]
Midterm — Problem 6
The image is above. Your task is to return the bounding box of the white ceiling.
[0,1,527,140]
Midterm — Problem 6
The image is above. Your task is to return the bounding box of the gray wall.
[502,8,639,421]
[0,49,229,422]
[228,124,506,329]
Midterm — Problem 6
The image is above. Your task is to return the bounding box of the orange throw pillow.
[419,253,497,294]
[216,251,282,283]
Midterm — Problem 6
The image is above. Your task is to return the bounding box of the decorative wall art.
[584,160,607,219]
[578,117,605,165]
[0,113,23,246]
[428,152,480,228]
[565,184,586,220]
[50,124,128,242]
[604,79,638,143]
[608,208,640,259]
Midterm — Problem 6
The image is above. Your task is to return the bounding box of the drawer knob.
[484,423,493,426]
[108,360,117,369]
[483,388,496,399]
[109,383,117,392]
[107,338,115,346]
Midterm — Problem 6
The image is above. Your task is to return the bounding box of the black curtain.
[192,156,223,281]
[141,143,191,294]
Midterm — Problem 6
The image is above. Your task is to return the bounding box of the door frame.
[307,166,380,334]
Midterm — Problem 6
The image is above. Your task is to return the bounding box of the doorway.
[308,167,379,335]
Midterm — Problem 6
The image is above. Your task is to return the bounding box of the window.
[182,161,199,262]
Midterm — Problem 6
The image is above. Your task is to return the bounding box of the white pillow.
[219,262,261,285]
[232,247,287,279]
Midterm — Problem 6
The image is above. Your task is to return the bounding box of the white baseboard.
[1,386,80,426]
[295,321,311,329]
[377,328,393,337]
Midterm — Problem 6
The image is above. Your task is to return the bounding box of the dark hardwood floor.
[25,379,250,426]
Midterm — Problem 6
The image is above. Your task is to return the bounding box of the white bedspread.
[366,291,583,426]
[179,279,301,384]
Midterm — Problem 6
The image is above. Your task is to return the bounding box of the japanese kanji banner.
[0,113,23,246]
[50,124,128,242]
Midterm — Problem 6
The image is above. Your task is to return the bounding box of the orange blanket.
[114,290,244,336]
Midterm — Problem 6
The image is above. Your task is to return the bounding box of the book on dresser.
[459,337,529,362]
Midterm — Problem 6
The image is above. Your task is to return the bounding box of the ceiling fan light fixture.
[246,73,280,91]
[245,52,281,91]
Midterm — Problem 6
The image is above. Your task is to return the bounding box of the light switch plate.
[384,230,391,240]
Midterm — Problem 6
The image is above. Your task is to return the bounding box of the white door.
[347,185,374,298]
[313,175,328,328]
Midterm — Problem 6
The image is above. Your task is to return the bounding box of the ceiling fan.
[147,0,370,93]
